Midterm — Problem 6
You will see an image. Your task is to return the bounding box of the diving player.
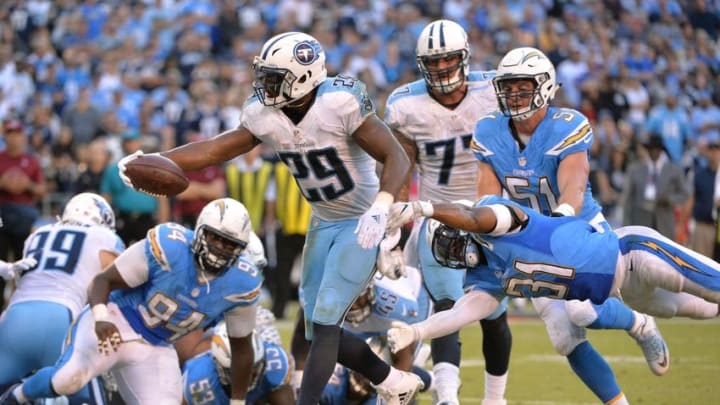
[182,322,295,405]
[473,47,666,404]
[384,19,510,405]
[385,196,720,365]
[116,32,419,405]
[0,193,123,404]
[0,198,262,404]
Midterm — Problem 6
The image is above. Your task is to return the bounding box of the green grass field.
[276,313,720,404]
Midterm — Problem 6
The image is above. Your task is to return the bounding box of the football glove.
[0,256,37,280]
[117,150,161,189]
[355,192,393,249]
[387,321,421,353]
[387,200,433,230]
[376,228,405,280]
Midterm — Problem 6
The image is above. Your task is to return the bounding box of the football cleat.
[629,313,669,376]
[375,370,424,405]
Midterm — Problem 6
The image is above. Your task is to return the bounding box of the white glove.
[387,200,434,230]
[387,321,420,353]
[0,256,37,280]
[355,192,394,249]
[117,150,144,188]
[376,228,405,279]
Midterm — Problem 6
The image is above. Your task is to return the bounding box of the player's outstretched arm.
[555,151,590,216]
[388,290,501,353]
[162,127,263,172]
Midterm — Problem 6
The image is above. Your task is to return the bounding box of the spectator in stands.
[74,137,111,194]
[61,86,103,155]
[0,117,47,307]
[622,134,690,239]
[690,136,720,257]
[100,130,168,245]
[645,92,692,165]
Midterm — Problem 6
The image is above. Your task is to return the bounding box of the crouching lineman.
[183,321,295,405]
[0,198,263,404]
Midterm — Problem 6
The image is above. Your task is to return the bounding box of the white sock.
[13,384,27,403]
[608,393,630,405]
[433,362,460,390]
[484,370,508,401]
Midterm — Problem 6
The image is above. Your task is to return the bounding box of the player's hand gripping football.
[0,256,37,280]
[93,304,122,355]
[386,201,434,230]
[387,321,421,353]
[117,150,160,189]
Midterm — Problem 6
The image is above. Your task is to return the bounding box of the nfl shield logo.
[294,41,317,65]
[518,156,526,167]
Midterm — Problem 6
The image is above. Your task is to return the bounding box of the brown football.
[125,154,189,197]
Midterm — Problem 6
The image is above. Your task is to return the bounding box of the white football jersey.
[385,71,498,202]
[10,224,125,318]
[241,76,379,221]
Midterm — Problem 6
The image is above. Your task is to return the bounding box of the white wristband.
[373,191,394,211]
[553,203,576,217]
[92,304,111,323]
[230,400,246,405]
[418,200,434,217]
[487,204,513,236]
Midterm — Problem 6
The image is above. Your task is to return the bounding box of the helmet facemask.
[493,75,550,121]
[430,224,484,269]
[417,50,469,94]
[192,225,247,276]
[252,60,297,108]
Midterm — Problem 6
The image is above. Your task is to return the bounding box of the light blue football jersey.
[467,196,618,304]
[472,107,601,220]
[110,223,263,345]
[182,340,293,405]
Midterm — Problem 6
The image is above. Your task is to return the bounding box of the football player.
[0,193,123,404]
[386,196,720,370]
[472,47,669,405]
[182,322,294,405]
[116,32,419,405]
[384,19,510,405]
[0,198,262,404]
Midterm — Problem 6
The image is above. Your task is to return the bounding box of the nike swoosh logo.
[658,345,669,368]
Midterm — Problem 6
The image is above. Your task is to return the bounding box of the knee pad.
[564,300,598,328]
[434,299,455,313]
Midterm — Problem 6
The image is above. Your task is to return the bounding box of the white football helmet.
[60,193,115,230]
[192,198,252,275]
[416,19,470,94]
[252,32,327,108]
[244,231,268,270]
[492,47,558,121]
[211,321,265,387]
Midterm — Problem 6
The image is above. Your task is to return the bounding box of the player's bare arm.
[229,334,255,400]
[353,114,411,197]
[161,127,262,172]
[391,128,418,202]
[556,151,590,214]
[476,161,503,197]
[88,264,132,352]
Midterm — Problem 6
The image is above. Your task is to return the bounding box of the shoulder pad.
[145,223,192,271]
[546,109,593,156]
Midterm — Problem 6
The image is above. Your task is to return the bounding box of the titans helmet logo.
[294,41,318,65]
